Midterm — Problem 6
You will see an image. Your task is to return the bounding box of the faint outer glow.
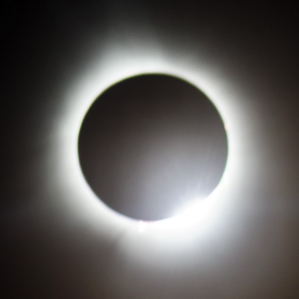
[50,40,249,248]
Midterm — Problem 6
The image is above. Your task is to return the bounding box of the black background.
[1,1,298,298]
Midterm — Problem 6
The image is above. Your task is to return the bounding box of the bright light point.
[173,197,207,219]
[154,198,213,230]
[136,221,147,233]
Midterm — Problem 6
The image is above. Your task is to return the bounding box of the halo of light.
[49,42,247,244]
[77,72,228,221]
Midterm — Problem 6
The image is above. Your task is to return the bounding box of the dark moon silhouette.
[78,74,228,220]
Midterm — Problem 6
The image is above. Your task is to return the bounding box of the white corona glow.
[50,39,249,246]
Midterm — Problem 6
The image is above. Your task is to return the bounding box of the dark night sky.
[1,1,298,298]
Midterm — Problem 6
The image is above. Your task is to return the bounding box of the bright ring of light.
[53,47,245,240]
[77,72,228,222]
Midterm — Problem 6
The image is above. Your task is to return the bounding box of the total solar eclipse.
[78,74,228,221]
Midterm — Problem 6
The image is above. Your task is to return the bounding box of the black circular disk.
[78,74,228,221]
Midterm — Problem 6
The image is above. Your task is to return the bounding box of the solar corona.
[54,46,244,238]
